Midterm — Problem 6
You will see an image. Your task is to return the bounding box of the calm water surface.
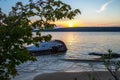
[44,32,120,58]
[13,32,120,80]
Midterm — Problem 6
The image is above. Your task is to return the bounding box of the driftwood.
[89,52,120,58]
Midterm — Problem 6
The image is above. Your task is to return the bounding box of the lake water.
[13,32,120,80]
[47,32,120,58]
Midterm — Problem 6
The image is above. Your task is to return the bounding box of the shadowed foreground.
[34,71,120,80]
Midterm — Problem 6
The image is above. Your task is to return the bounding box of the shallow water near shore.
[13,32,120,80]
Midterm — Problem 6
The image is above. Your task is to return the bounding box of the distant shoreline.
[33,27,120,32]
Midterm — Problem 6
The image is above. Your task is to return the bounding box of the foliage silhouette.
[0,0,80,80]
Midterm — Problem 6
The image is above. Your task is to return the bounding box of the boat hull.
[27,40,67,56]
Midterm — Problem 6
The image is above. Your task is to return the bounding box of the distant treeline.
[33,27,120,32]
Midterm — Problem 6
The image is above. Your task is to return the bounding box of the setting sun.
[51,19,84,28]
[68,23,73,27]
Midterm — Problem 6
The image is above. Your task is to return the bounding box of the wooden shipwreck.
[27,40,67,56]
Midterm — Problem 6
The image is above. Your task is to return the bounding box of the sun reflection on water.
[41,32,120,59]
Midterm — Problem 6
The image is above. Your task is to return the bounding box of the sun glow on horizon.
[51,19,83,28]
[68,22,73,27]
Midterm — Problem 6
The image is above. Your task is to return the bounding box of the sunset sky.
[0,0,120,27]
